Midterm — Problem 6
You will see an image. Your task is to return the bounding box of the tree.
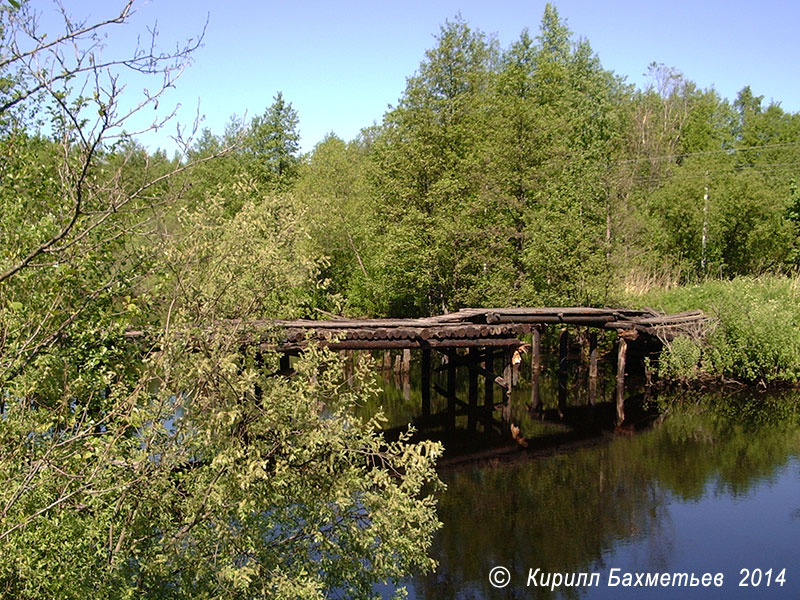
[293,133,376,314]
[368,17,499,315]
[244,91,302,191]
[493,5,626,305]
[0,0,206,388]
[0,3,442,598]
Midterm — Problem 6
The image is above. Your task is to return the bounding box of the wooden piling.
[588,331,598,406]
[468,347,478,433]
[616,336,627,425]
[484,349,494,430]
[530,327,541,412]
[502,348,513,435]
[421,349,431,418]
[402,348,411,374]
[558,328,568,417]
[401,348,411,400]
[447,352,457,430]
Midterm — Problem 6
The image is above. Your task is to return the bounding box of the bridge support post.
[421,349,431,418]
[447,352,457,430]
[468,347,478,433]
[502,348,513,436]
[558,328,568,417]
[530,326,541,413]
[401,349,411,374]
[616,336,627,425]
[589,331,598,406]
[401,349,411,401]
[484,349,494,431]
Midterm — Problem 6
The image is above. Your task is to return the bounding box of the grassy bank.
[629,275,800,385]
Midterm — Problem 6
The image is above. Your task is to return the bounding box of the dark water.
[369,354,800,599]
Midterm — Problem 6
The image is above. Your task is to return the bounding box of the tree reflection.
[407,389,800,599]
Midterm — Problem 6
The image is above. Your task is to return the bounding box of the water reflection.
[367,353,800,599]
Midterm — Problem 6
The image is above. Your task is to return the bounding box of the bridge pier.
[530,326,542,412]
[421,349,431,418]
[446,353,456,430]
[468,347,479,433]
[502,348,513,432]
[558,329,568,417]
[589,331,598,406]
[616,336,627,425]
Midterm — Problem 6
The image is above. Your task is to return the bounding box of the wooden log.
[588,331,598,406]
[530,327,541,412]
[558,328,568,417]
[484,349,494,429]
[421,349,431,418]
[397,327,420,340]
[478,307,615,316]
[632,309,705,325]
[616,336,627,425]
[402,348,411,374]
[491,315,616,325]
[447,355,457,430]
[468,347,478,433]
[502,348,513,435]
[278,337,524,351]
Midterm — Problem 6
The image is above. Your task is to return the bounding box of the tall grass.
[632,275,800,384]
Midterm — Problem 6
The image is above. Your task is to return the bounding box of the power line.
[624,161,800,185]
[617,141,800,165]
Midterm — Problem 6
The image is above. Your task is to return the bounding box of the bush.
[636,275,800,384]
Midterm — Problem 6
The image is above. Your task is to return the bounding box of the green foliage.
[0,5,442,598]
[293,134,376,314]
[282,8,800,317]
[639,276,800,383]
[244,92,302,192]
[658,335,702,382]
[1,338,442,598]
[352,6,628,314]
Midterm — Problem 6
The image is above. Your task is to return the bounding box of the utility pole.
[701,175,709,275]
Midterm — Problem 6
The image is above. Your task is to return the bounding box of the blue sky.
[42,0,800,154]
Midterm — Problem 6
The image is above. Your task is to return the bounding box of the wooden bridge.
[128,306,707,438]
[263,307,709,436]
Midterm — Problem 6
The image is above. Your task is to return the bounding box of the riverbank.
[629,275,800,386]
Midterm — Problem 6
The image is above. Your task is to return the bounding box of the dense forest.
[262,8,799,317]
[1,1,799,597]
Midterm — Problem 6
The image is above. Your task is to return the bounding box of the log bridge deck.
[272,306,706,351]
[268,307,708,434]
